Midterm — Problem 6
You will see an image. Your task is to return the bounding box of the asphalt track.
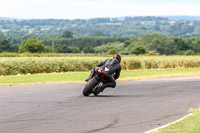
[1,76,200,133]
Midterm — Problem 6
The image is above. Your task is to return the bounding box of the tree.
[131,46,146,55]
[141,34,176,55]
[62,30,73,38]
[44,46,52,53]
[55,45,76,53]
[174,38,190,52]
[124,40,132,47]
[92,31,105,36]
[0,39,11,52]
[69,46,81,53]
[108,48,118,54]
[19,38,45,53]
[83,46,95,53]
[9,44,20,52]
[0,32,5,39]
[190,38,200,53]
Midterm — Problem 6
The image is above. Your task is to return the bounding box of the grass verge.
[1,68,200,85]
[152,108,200,133]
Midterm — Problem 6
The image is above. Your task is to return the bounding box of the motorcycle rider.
[85,54,121,92]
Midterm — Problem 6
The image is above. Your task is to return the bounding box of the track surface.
[1,76,200,133]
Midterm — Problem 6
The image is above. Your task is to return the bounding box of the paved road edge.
[144,113,193,133]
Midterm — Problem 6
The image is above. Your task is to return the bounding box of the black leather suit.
[89,58,121,88]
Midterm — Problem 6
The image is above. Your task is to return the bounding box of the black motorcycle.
[83,68,105,96]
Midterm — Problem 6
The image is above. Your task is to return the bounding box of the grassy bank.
[152,108,200,133]
[1,68,200,85]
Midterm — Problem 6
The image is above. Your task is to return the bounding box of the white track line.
[145,113,193,133]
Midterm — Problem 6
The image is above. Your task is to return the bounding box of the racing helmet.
[113,54,121,63]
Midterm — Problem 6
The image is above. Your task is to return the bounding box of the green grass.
[0,72,88,84]
[120,68,200,78]
[153,108,200,133]
[1,68,200,85]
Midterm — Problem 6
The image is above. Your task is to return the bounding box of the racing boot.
[93,82,104,96]
[85,75,93,82]
[100,84,107,92]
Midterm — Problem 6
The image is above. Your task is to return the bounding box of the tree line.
[1,16,200,37]
[0,31,200,55]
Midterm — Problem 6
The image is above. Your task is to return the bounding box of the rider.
[85,54,121,92]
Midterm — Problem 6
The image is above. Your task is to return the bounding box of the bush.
[0,57,102,75]
[144,59,159,69]
[184,50,195,55]
[126,59,142,69]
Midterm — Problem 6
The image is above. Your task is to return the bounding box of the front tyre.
[83,78,98,96]
[94,91,100,96]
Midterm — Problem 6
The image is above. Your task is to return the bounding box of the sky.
[0,0,200,19]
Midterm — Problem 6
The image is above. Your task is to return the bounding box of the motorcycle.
[83,68,105,96]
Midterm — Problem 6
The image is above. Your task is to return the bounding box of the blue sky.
[0,0,200,19]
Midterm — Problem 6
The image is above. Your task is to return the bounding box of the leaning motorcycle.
[83,68,105,96]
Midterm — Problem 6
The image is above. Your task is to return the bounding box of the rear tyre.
[83,78,98,96]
